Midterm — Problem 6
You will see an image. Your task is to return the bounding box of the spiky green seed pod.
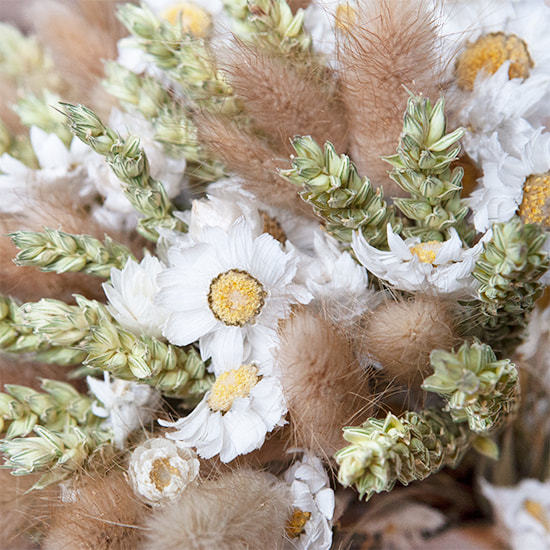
[10,229,134,278]
[384,94,473,243]
[61,103,186,242]
[423,341,519,433]
[0,379,98,440]
[282,136,401,247]
[335,409,472,500]
[466,216,549,355]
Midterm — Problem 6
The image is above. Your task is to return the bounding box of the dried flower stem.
[61,103,186,241]
[0,379,98,439]
[116,4,237,113]
[0,295,84,365]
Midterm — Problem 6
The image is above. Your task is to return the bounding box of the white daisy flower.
[103,255,170,339]
[352,224,489,297]
[0,126,95,214]
[160,360,287,462]
[179,178,320,253]
[157,217,312,369]
[283,452,334,550]
[299,231,378,321]
[87,373,162,448]
[187,179,264,242]
[448,0,550,90]
[128,437,200,506]
[446,0,550,156]
[481,478,550,550]
[458,65,549,161]
[468,128,550,231]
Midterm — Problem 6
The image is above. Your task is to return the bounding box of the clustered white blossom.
[482,479,550,550]
[128,437,200,506]
[87,373,162,448]
[283,452,335,550]
[8,1,550,547]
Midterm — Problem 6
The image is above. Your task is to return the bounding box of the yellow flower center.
[409,241,443,264]
[285,508,312,538]
[208,365,260,412]
[524,499,550,532]
[208,269,266,326]
[519,172,550,227]
[150,457,180,491]
[455,32,533,91]
[161,2,212,38]
[208,364,260,412]
[335,3,357,31]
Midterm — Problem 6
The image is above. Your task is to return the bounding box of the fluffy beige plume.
[43,470,147,550]
[142,469,291,550]
[362,295,458,387]
[0,470,55,550]
[277,308,372,459]
[196,113,313,216]
[0,81,25,135]
[26,0,124,116]
[338,0,445,197]
[224,44,348,155]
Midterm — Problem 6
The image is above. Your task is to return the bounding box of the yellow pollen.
[208,269,266,326]
[409,241,443,264]
[150,457,180,491]
[335,3,357,31]
[519,172,550,227]
[524,500,550,532]
[285,508,311,538]
[208,364,259,412]
[455,32,533,91]
[161,3,212,38]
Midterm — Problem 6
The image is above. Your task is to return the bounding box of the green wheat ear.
[384,93,474,244]
[282,136,400,248]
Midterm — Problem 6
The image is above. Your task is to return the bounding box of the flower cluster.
[0,0,549,548]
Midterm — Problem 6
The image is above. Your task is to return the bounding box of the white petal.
[162,310,217,346]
